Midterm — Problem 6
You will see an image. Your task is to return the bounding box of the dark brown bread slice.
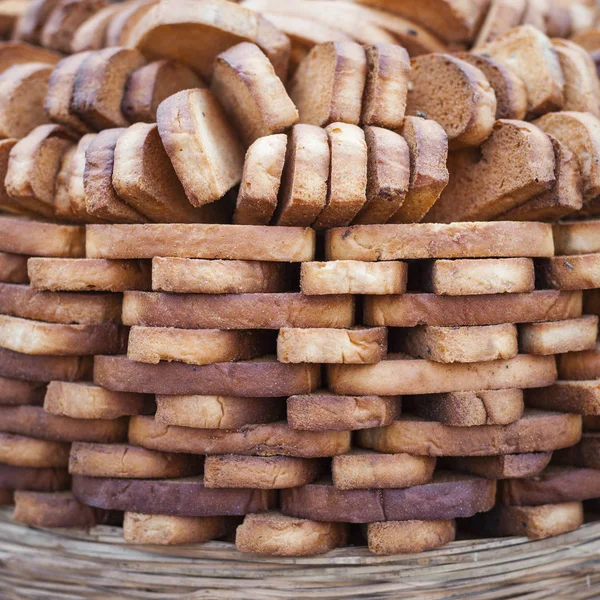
[70,3,123,53]
[367,520,455,555]
[583,416,600,431]
[525,380,600,415]
[0,463,69,491]
[0,376,45,406]
[558,343,600,380]
[281,472,496,523]
[553,220,600,256]
[0,433,69,468]
[95,355,320,397]
[0,252,27,284]
[129,416,350,458]
[472,0,527,49]
[555,433,600,469]
[0,140,31,217]
[0,347,91,382]
[537,254,600,290]
[357,410,581,456]
[445,452,552,479]
[73,474,276,516]
[518,316,598,356]
[122,292,354,330]
[13,0,61,44]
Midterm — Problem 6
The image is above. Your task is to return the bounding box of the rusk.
[557,343,600,380]
[0,347,92,382]
[526,380,600,415]
[0,376,45,406]
[445,452,552,479]
[555,433,600,469]
[0,463,69,492]
[519,316,598,355]
[553,220,600,255]
[0,253,28,284]
[0,433,69,468]
[537,254,600,290]
[367,520,455,555]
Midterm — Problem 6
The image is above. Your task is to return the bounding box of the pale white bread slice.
[122,59,203,124]
[28,257,150,292]
[105,0,157,47]
[156,89,244,208]
[406,53,496,148]
[353,126,410,224]
[312,123,368,229]
[113,123,227,223]
[564,1,597,36]
[473,0,527,47]
[0,63,52,139]
[526,0,572,38]
[211,42,298,146]
[289,41,366,127]
[519,316,598,355]
[534,111,600,203]
[86,224,315,262]
[425,120,555,222]
[537,253,600,290]
[72,47,146,130]
[475,25,565,117]
[12,0,60,44]
[445,451,551,478]
[396,324,518,364]
[0,139,35,217]
[273,125,329,226]
[387,116,449,223]
[152,258,289,294]
[367,520,456,555]
[236,513,347,556]
[40,0,109,54]
[5,124,76,218]
[406,388,524,426]
[84,128,147,223]
[520,0,551,33]
[0,252,27,284]
[277,327,387,364]
[527,380,600,415]
[233,133,287,225]
[129,0,290,81]
[554,220,600,255]
[0,432,69,468]
[0,41,60,73]
[454,52,527,119]
[329,354,557,396]
[70,3,123,53]
[326,221,555,261]
[300,260,408,295]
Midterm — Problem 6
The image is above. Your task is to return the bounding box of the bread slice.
[0,432,69,468]
[122,59,203,124]
[537,253,600,290]
[152,258,288,294]
[0,253,27,284]
[105,0,157,47]
[0,216,84,257]
[129,416,350,458]
[28,257,150,292]
[326,221,554,260]
[358,410,581,456]
[405,389,524,426]
[0,463,69,492]
[445,452,551,478]
[12,0,60,44]
[273,124,329,226]
[84,128,147,223]
[69,442,201,479]
[70,3,122,53]
[526,380,600,414]
[289,41,366,127]
[555,433,600,469]
[53,146,80,222]
[553,219,600,255]
[122,292,354,329]
[386,116,449,223]
[287,393,401,431]
[5,124,75,218]
[0,41,59,73]
[472,0,527,47]
[426,120,556,222]
[129,0,290,81]
[367,520,455,555]
[44,381,153,420]
[407,54,496,148]
[86,223,315,261]
[155,394,284,429]
[397,324,518,364]
[211,42,298,146]
[205,456,322,489]
[331,449,434,489]
[476,25,564,116]
[552,337,600,380]
[156,89,244,207]
[0,63,52,139]
[353,126,410,224]
[519,316,598,355]
[237,513,346,556]
[0,376,46,407]
[0,347,91,383]
[421,258,535,295]
[233,133,287,225]
[300,260,407,296]
[585,290,600,316]
[0,140,32,217]
[571,28,600,52]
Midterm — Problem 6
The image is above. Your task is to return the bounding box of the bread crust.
[526,380,600,415]
[0,252,28,284]
[70,3,122,53]
[0,463,69,491]
[558,342,600,380]
[0,376,45,406]
[0,347,91,382]
[537,253,600,290]
[367,519,455,554]
[555,433,600,469]
[445,452,552,478]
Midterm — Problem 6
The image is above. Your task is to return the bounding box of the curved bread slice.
[70,3,122,53]
[368,520,455,555]
[537,254,600,290]
[519,316,598,355]
[0,433,69,468]
[526,380,600,415]
[445,452,552,479]
[12,0,60,44]
[0,463,69,492]
[0,253,28,284]
[105,0,157,47]
[53,146,79,222]
[0,376,44,407]
[0,347,91,382]
[473,0,527,48]
[0,140,30,217]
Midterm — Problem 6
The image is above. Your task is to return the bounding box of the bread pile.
[0,0,598,557]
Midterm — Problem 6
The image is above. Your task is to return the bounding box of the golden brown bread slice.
[387,116,449,223]
[526,380,600,415]
[0,252,28,284]
[289,41,366,127]
[537,253,600,290]
[157,89,244,208]
[0,376,46,407]
[0,463,69,492]
[28,257,150,292]
[476,25,564,117]
[53,146,80,222]
[407,53,496,148]
[70,2,123,53]
[233,133,287,225]
[473,0,527,47]
[130,0,290,81]
[122,59,203,124]
[0,41,59,72]
[236,513,347,556]
[367,520,456,555]
[272,125,329,226]
[0,139,34,217]
[425,120,555,222]
[519,316,598,355]
[44,381,153,420]
[0,432,69,468]
[12,0,60,44]
[211,42,298,146]
[105,0,157,47]
[553,220,600,255]
[445,452,552,478]
[555,433,600,469]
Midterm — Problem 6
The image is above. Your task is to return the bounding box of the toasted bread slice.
[12,0,60,44]
[0,376,46,407]
[387,116,449,223]
[212,42,298,146]
[446,452,551,478]
[537,253,600,290]
[558,342,600,380]
[233,133,287,225]
[105,0,157,47]
[368,520,455,555]
[157,89,244,207]
[0,41,59,72]
[473,0,527,47]
[289,41,366,127]
[0,252,27,284]
[554,220,600,255]
[555,433,600,469]
[0,432,69,468]
[526,380,600,414]
[70,2,123,52]
[0,463,69,492]
[129,0,290,80]
[53,146,79,222]
[122,59,203,124]
[519,316,598,355]
[0,139,33,216]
